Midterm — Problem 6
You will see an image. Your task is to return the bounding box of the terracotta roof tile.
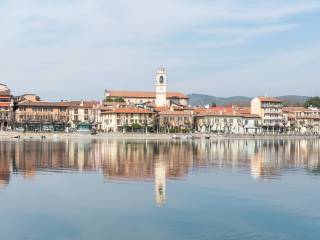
[17,101,70,107]
[210,106,234,113]
[296,116,320,120]
[194,108,207,114]
[102,108,154,114]
[238,107,251,114]
[240,113,260,118]
[159,110,193,115]
[107,90,188,99]
[154,107,170,112]
[0,102,11,107]
[283,107,308,112]
[197,110,243,117]
[258,96,282,103]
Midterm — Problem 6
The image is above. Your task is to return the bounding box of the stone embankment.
[0,131,319,141]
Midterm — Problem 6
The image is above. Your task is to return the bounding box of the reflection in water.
[155,161,166,206]
[0,139,320,204]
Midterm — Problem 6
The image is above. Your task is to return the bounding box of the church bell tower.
[155,67,167,107]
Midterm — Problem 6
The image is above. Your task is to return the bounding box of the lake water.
[0,138,320,240]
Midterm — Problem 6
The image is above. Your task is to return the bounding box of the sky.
[0,0,319,100]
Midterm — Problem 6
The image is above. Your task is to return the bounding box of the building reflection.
[0,139,320,203]
[155,161,166,206]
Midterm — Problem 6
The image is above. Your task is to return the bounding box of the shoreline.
[0,132,319,140]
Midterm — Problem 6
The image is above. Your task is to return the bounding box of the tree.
[211,102,217,107]
[304,97,320,108]
[105,97,126,103]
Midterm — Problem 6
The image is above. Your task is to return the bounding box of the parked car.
[15,127,25,132]
[42,126,53,132]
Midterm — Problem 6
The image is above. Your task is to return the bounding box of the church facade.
[105,68,188,107]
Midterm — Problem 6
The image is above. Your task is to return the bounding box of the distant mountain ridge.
[188,94,309,107]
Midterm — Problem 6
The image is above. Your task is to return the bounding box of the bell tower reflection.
[155,161,166,206]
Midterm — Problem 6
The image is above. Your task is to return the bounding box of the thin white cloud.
[0,0,319,99]
[189,44,320,96]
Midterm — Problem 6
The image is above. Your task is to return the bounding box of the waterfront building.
[15,101,69,131]
[0,84,14,130]
[66,101,101,130]
[251,97,284,132]
[156,110,194,133]
[283,107,320,134]
[100,108,155,132]
[15,94,40,103]
[195,109,261,134]
[105,68,189,107]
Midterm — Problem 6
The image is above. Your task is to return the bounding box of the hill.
[188,94,309,107]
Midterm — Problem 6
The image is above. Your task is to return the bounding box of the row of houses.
[2,93,319,134]
[1,65,319,134]
[0,84,260,133]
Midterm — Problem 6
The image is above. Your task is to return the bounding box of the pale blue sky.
[0,0,319,100]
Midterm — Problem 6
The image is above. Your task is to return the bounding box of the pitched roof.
[107,90,188,99]
[153,107,170,112]
[194,108,207,114]
[101,108,154,114]
[65,101,100,108]
[296,116,320,120]
[196,109,260,118]
[158,110,193,116]
[258,96,282,103]
[283,107,308,113]
[197,110,243,117]
[17,100,101,108]
[241,113,261,118]
[17,101,70,107]
[0,102,11,107]
[210,106,234,113]
[238,107,251,114]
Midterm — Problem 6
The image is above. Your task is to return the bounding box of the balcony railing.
[16,113,68,123]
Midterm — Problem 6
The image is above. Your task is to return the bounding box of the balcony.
[16,112,68,123]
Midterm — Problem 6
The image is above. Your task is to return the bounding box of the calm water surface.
[0,138,320,240]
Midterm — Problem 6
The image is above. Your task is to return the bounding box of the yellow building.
[15,101,69,131]
[100,108,155,132]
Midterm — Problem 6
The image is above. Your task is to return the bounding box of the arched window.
[159,76,164,84]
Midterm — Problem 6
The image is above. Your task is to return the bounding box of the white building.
[195,110,261,134]
[251,96,284,132]
[100,108,155,132]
